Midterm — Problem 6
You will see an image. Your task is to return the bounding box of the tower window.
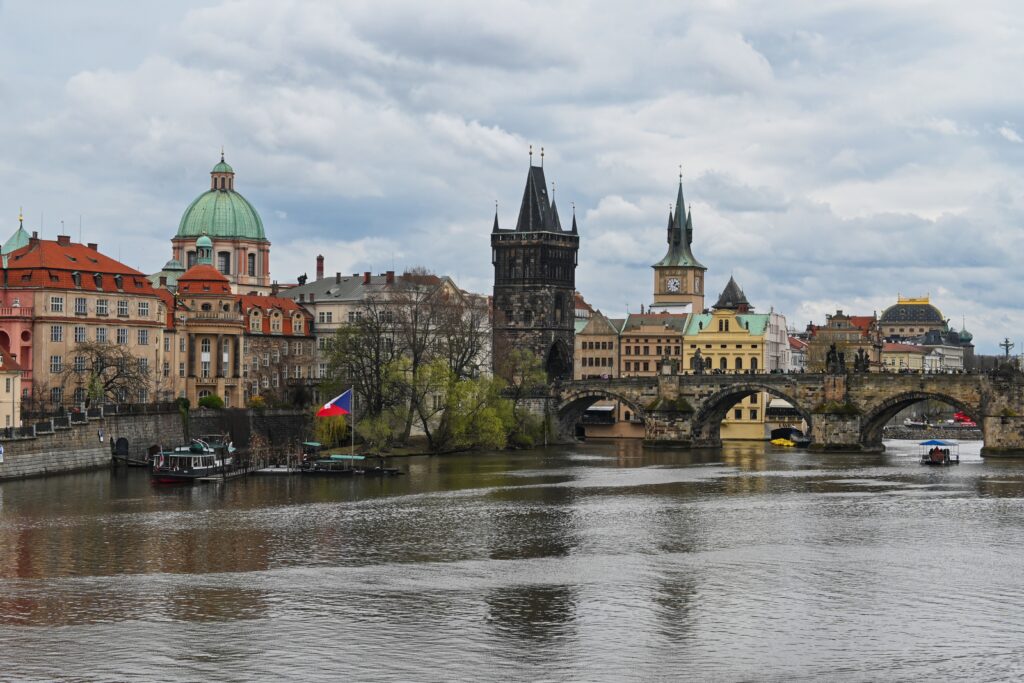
[218,251,231,275]
[247,253,256,276]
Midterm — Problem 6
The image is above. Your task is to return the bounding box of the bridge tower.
[491,155,579,380]
[651,175,706,312]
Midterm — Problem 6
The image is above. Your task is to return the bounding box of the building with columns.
[167,154,272,295]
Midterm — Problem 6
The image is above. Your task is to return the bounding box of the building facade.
[806,311,882,372]
[491,162,579,380]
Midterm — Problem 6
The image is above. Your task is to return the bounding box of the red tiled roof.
[177,264,232,294]
[848,316,876,332]
[0,347,21,372]
[153,289,178,329]
[5,238,157,296]
[789,337,808,350]
[574,291,595,313]
[239,294,312,336]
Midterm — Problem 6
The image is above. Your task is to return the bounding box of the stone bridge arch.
[691,382,814,446]
[555,388,647,439]
[859,390,981,450]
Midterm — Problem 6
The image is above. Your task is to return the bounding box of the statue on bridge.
[691,348,705,375]
[853,348,870,373]
[825,343,848,374]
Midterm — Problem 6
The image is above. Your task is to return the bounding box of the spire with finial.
[220,145,225,162]
[540,146,545,167]
[529,144,533,165]
[492,200,500,232]
[18,206,23,228]
[571,201,578,234]
[549,181,562,231]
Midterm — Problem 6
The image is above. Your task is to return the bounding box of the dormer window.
[71,271,81,287]
[94,273,103,289]
[113,274,123,290]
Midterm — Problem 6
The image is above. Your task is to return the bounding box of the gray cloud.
[1,1,1023,352]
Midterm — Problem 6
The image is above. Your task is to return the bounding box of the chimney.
[271,282,279,295]
[385,270,395,284]
[363,271,371,285]
[57,235,71,246]
[317,255,324,280]
[87,242,98,251]
[335,272,341,284]
[29,231,38,246]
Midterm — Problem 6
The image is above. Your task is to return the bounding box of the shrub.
[198,394,225,410]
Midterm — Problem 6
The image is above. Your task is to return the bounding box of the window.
[180,337,186,353]
[74,326,87,343]
[272,348,280,363]
[294,317,304,334]
[720,358,727,370]
[138,301,150,317]
[201,338,211,353]
[749,394,758,405]
[74,297,87,315]
[735,358,743,370]
[50,296,64,313]
[643,346,649,355]
[116,328,128,345]
[217,251,231,275]
[50,387,63,405]
[96,328,108,343]
[96,299,108,315]
[272,373,279,388]
[293,365,301,379]
[117,300,129,316]
[138,388,148,403]
[138,358,149,373]
[50,355,63,373]
[263,353,269,367]
[74,387,86,404]
[751,358,758,371]
[318,337,328,350]
[187,251,197,268]
[247,253,256,276]
[137,329,149,345]
[734,409,742,420]
[201,361,210,378]
[318,363,326,378]
[270,314,282,333]
[163,361,170,377]
[164,336,171,352]
[250,314,261,332]
[750,410,758,421]
[179,362,185,377]
[3,378,9,393]
[50,325,64,342]
[322,311,335,324]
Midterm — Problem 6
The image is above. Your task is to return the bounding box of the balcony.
[0,306,33,317]
[188,311,244,322]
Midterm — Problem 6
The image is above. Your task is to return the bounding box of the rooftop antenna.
[540,146,545,167]
[60,219,65,236]
[679,164,683,182]
[551,180,556,201]
[529,144,533,165]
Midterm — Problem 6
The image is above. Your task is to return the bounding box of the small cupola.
[196,234,213,265]
[210,149,235,191]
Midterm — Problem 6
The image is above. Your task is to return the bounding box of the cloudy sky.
[1,0,1022,352]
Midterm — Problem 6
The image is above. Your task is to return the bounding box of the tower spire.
[492,200,500,232]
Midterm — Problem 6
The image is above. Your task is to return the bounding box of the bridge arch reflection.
[691,383,814,446]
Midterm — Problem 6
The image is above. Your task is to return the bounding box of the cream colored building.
[0,347,21,428]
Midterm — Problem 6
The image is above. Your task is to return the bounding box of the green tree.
[198,394,224,409]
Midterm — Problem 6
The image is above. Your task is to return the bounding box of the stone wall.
[0,409,184,480]
[0,407,311,480]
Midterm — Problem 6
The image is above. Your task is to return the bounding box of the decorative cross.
[1000,337,1015,358]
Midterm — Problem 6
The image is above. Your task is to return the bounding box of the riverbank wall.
[882,426,982,441]
[0,406,310,481]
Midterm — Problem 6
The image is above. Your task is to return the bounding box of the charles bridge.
[540,371,1024,455]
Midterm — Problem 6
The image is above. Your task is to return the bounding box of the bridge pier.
[980,416,1024,457]
[808,413,873,453]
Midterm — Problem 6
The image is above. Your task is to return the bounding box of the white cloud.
[998,124,1023,143]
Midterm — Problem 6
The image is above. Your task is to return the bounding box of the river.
[1,439,1023,681]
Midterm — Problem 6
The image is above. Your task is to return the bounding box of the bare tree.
[59,341,152,405]
[324,296,402,417]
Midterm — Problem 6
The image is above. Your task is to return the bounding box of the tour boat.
[150,435,236,484]
[919,439,960,466]
[301,453,363,477]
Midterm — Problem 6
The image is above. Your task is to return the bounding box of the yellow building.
[881,342,926,372]
[683,278,770,440]
[0,347,21,428]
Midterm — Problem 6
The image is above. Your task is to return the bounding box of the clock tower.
[652,178,706,311]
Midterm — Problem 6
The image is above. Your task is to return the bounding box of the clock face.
[666,277,681,293]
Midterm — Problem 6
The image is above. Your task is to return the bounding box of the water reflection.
[0,439,1023,680]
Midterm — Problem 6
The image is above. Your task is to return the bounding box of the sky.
[1,0,1023,353]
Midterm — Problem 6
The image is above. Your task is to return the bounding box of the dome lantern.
[211,149,235,191]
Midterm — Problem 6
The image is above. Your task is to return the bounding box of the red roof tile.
[0,347,21,372]
[5,238,157,296]
[177,264,232,294]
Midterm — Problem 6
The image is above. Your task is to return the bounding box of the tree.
[497,349,548,447]
[198,394,224,409]
[59,341,152,405]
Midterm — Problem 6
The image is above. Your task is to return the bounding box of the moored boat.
[150,435,236,484]
[919,439,960,466]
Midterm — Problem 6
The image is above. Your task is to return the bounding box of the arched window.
[735,357,743,371]
[724,320,730,332]
[217,251,231,275]
[704,357,712,369]
[247,253,256,276]
[751,358,759,372]
[198,389,211,399]
[719,357,727,370]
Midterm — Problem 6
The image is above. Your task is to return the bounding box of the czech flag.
[317,389,352,417]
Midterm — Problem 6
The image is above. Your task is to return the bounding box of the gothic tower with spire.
[491,156,579,380]
[651,177,706,312]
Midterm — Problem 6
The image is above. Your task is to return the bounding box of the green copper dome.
[176,187,266,241]
[212,159,234,174]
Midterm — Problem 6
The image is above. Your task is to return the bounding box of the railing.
[189,311,244,322]
[0,306,32,317]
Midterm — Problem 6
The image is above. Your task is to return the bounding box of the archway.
[860,391,979,450]
[0,330,9,353]
[556,389,645,441]
[691,383,814,446]
[545,339,572,381]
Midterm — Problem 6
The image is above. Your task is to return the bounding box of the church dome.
[175,157,266,241]
[880,297,944,324]
[960,328,974,343]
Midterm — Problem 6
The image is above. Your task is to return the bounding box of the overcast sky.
[1,0,1022,352]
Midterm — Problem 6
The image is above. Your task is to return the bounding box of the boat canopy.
[303,442,322,447]
[919,439,957,446]
[329,454,365,461]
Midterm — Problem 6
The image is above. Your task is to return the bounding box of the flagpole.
[351,386,356,455]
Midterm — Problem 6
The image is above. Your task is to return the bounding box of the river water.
[1,439,1023,681]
